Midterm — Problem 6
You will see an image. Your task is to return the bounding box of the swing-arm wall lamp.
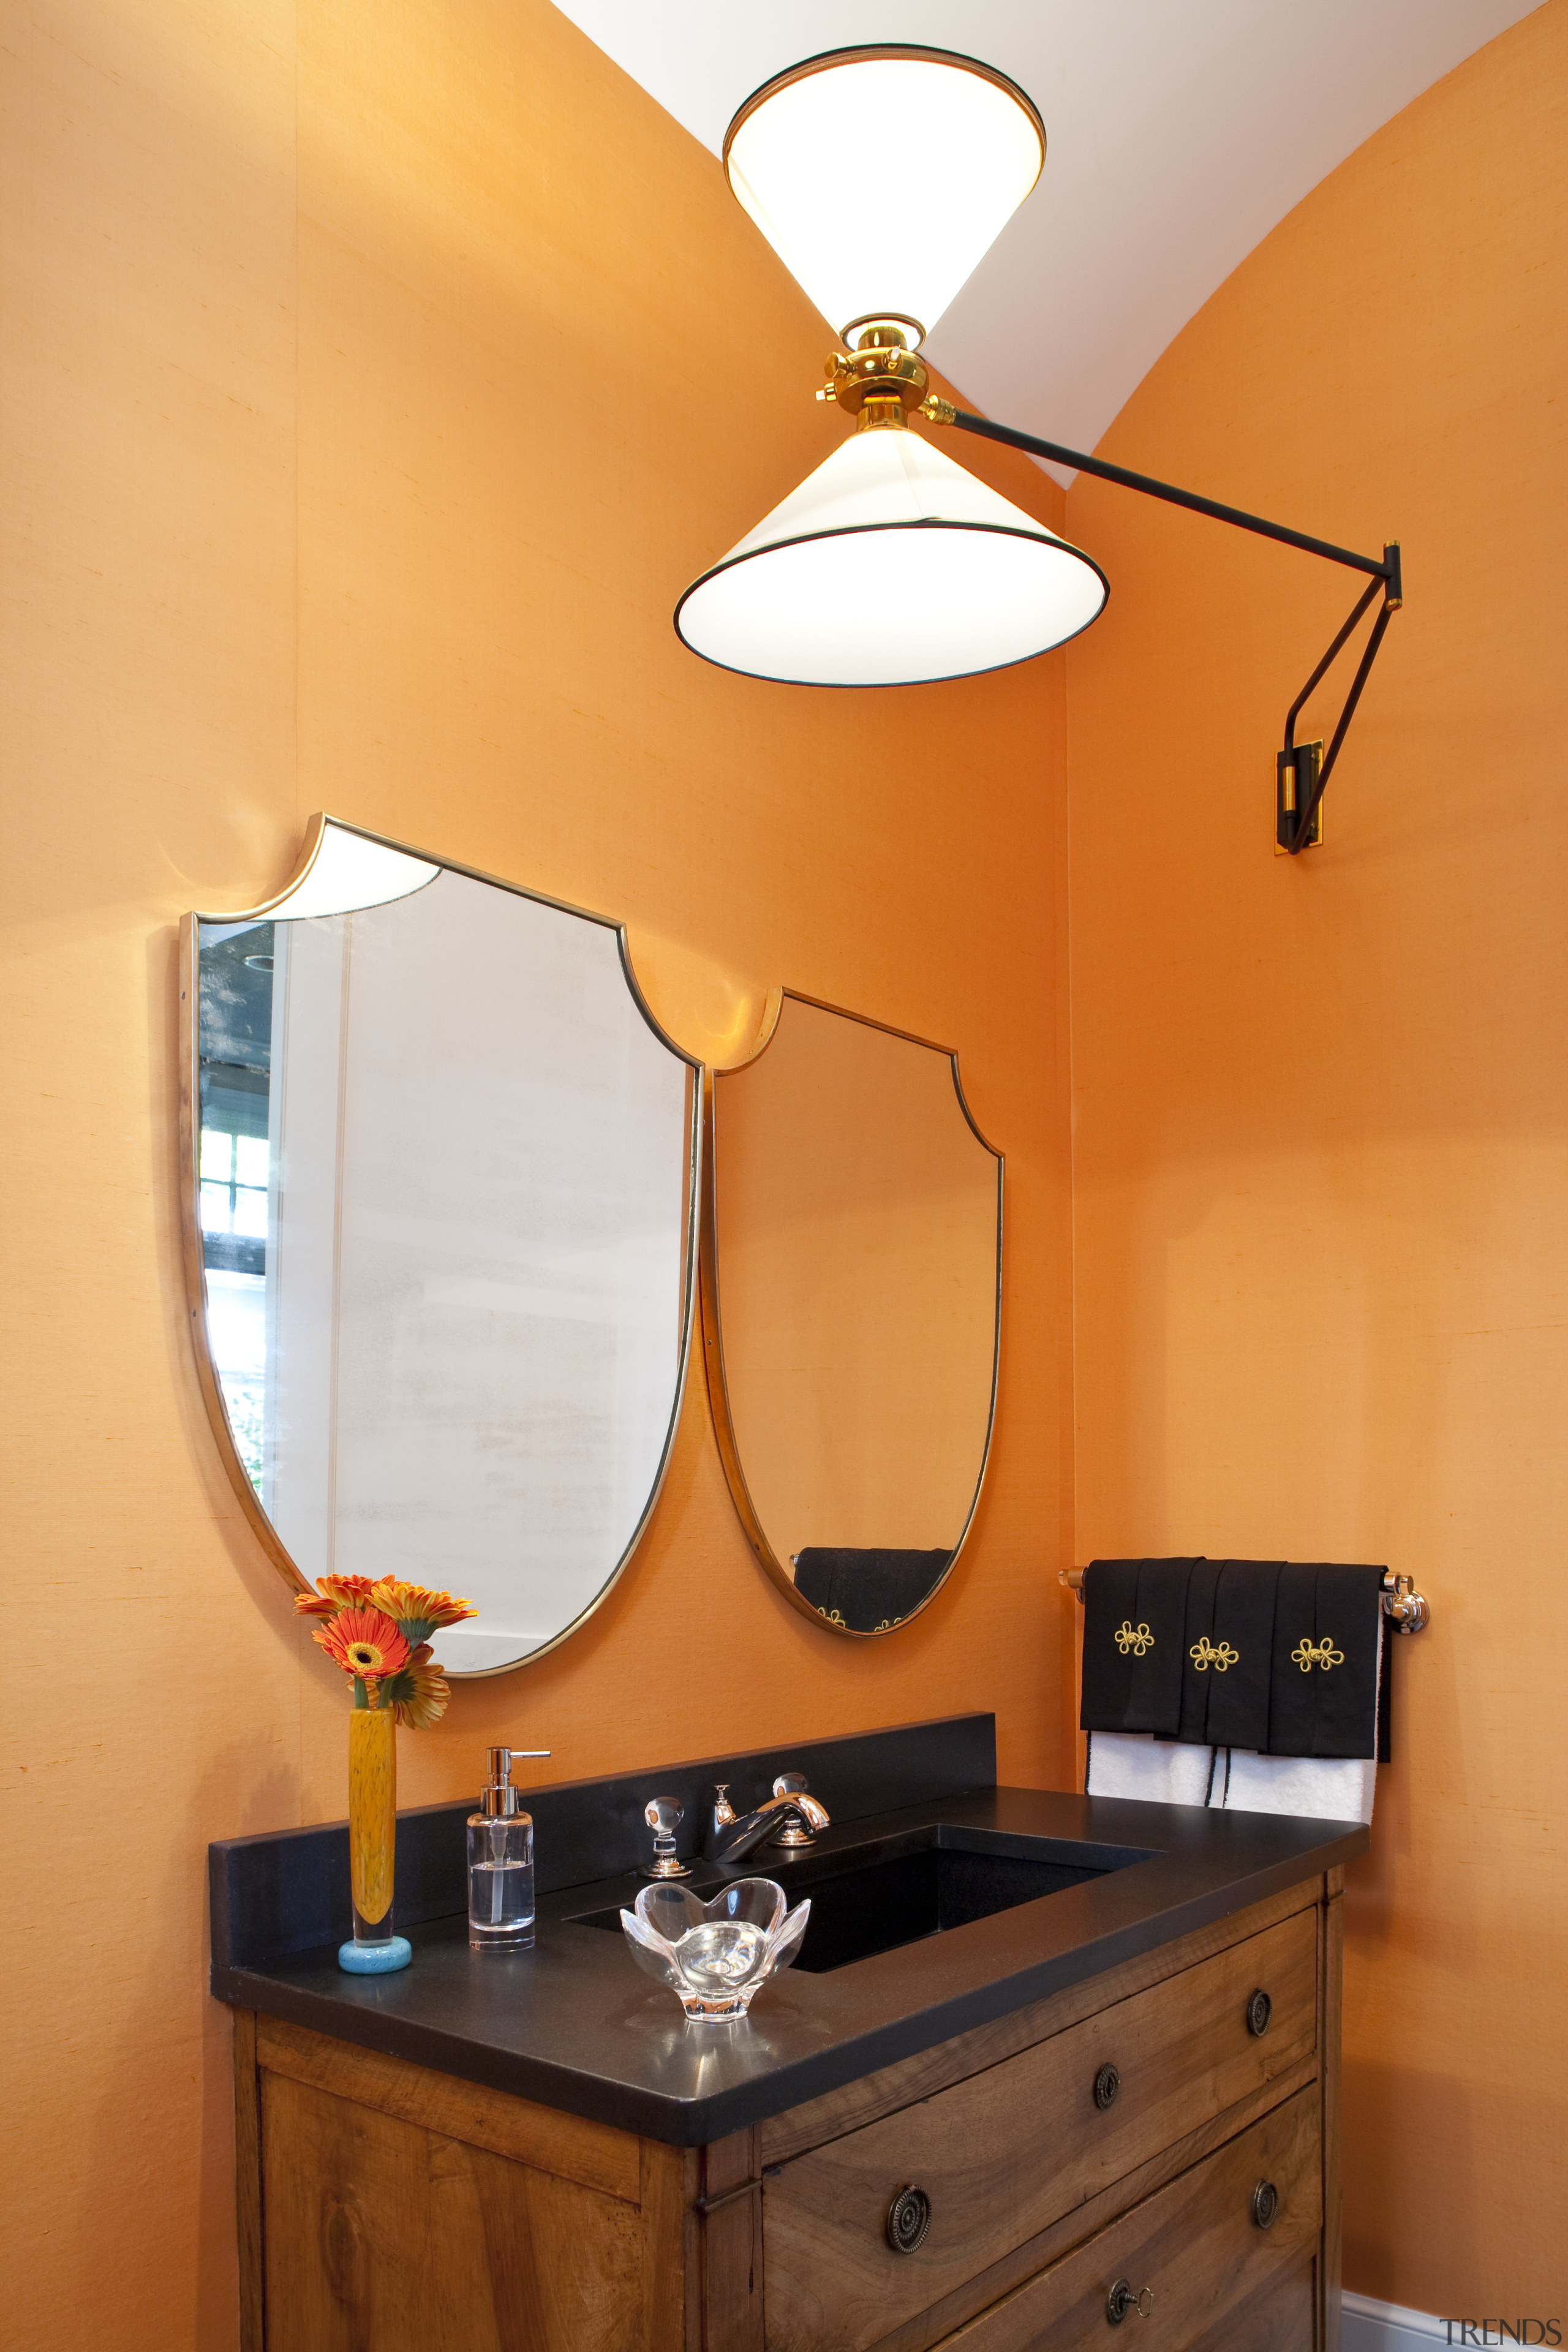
[674,42,1404,856]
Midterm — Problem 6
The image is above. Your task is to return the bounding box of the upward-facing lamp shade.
[724,49,1044,344]
[674,428,1108,687]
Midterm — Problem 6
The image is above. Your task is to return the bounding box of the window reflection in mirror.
[705,993,1001,1636]
[196,922,277,1491]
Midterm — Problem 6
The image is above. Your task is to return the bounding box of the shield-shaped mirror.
[702,992,1002,1635]
[182,816,699,1673]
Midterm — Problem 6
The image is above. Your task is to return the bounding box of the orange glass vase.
[341,1701,411,1973]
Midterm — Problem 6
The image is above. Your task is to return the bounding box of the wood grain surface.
[935,2086,1322,2352]
[862,2054,1321,2352]
[639,2137,696,2352]
[234,2010,264,2352]
[700,2129,764,2352]
[261,2069,650,2351]
[1221,2253,1319,2352]
[257,2015,641,2202]
[757,1881,1321,2167]
[763,1907,1317,2352]
[1321,1873,1344,2352]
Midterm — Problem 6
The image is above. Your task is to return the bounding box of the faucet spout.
[710,1776,830,1864]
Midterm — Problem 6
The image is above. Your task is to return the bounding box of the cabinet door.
[764,1908,1317,2351]
[932,2087,1321,2351]
[260,2071,650,2352]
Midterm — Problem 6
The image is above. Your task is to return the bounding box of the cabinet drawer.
[935,2086,1321,2351]
[763,1907,1317,2352]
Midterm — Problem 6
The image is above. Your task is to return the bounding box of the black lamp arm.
[933,405,1401,853]
[1281,577,1397,852]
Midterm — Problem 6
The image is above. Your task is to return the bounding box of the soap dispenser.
[468,1745,548,1953]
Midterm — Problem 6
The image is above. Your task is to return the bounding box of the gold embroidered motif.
[1291,1636,1345,1673]
[1115,1620,1156,1656]
[1189,1637,1240,1672]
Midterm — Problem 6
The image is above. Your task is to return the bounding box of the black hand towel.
[1079,1559,1140,1728]
[1080,1559,1199,1737]
[792,1548,952,1632]
[1177,1559,1223,1743]
[1267,1562,1385,1759]
[1203,1561,1284,1754]
[1266,1564,1321,1758]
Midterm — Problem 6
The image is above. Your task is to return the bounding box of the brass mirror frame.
[698,989,1003,1637]
[178,813,703,1671]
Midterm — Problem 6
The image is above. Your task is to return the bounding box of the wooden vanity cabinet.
[233,1869,1343,2352]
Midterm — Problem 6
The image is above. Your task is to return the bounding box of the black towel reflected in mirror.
[793,1547,954,1634]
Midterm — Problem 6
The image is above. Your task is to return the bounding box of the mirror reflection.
[704,993,1001,1635]
[186,818,699,1673]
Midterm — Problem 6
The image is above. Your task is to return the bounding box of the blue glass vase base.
[338,1934,412,1974]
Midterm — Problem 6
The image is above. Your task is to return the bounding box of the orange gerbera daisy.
[368,1579,478,1638]
[313,1605,410,1681]
[295,1574,380,1619]
[385,1644,451,1732]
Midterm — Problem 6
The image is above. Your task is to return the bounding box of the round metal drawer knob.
[1251,2177,1281,2231]
[1093,2062,1121,2111]
[1106,2278,1155,2324]
[886,2185,932,2255]
[1246,1988,1273,2038]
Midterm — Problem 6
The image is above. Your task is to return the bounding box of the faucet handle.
[643,1795,692,1880]
[771,1771,819,1849]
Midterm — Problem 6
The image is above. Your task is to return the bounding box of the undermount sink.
[572,1825,1155,1973]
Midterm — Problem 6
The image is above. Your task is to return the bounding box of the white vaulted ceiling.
[556,1,1537,467]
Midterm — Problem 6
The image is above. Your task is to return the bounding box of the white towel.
[1216,1608,1381,1822]
[1085,1731,1216,1807]
[1087,1613,1382,1821]
[1216,1748,1376,1823]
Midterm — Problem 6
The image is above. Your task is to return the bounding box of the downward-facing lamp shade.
[682,45,1088,687]
[675,428,1107,687]
[724,48,1044,344]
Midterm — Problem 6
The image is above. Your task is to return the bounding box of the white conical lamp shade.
[675,430,1107,687]
[724,48,1044,344]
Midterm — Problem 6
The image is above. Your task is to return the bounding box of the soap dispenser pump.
[468,1744,548,1953]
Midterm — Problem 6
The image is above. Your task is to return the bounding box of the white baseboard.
[1343,2291,1450,2349]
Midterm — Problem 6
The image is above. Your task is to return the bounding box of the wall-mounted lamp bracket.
[918,398,1401,854]
[1276,554,1400,853]
[1277,742,1324,853]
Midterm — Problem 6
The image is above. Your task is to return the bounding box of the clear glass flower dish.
[619,1876,810,2020]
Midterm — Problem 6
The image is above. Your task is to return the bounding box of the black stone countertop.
[210,1717,1368,2146]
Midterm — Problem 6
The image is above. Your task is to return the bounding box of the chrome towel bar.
[1059,1566,1429,1633]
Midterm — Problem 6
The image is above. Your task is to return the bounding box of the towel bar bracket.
[1381,1573,1428,1634]
[1059,1564,1428,1633]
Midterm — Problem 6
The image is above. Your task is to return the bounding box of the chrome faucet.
[710,1773,830,1864]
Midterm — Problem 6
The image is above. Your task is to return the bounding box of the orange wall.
[0,4,1076,2345]
[1066,2,1568,2317]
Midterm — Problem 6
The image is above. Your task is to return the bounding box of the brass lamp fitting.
[815,325,930,430]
